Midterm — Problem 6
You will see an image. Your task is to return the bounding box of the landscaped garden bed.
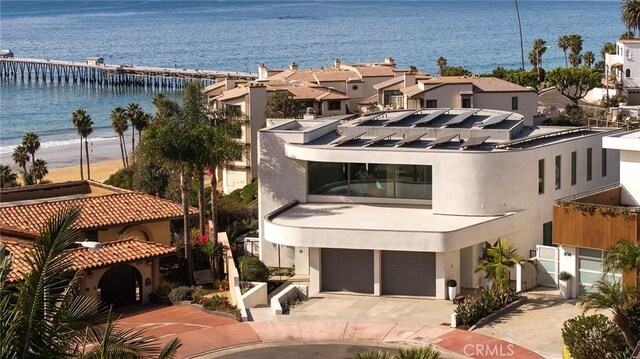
[454,288,521,329]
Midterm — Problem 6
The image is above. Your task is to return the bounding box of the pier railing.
[0,57,257,89]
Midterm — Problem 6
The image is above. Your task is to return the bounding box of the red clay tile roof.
[0,192,196,234]
[1,237,176,282]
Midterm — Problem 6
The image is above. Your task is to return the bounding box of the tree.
[0,164,19,189]
[12,145,29,177]
[110,107,129,168]
[604,241,640,285]
[436,56,447,75]
[580,280,638,348]
[0,207,182,358]
[568,34,583,67]
[72,109,94,180]
[21,132,40,167]
[545,67,602,105]
[504,69,539,88]
[622,0,640,37]
[601,42,617,61]
[475,239,537,291]
[529,38,547,71]
[514,0,525,69]
[264,91,303,119]
[583,51,595,69]
[440,65,472,77]
[621,29,636,40]
[557,35,570,67]
[126,103,144,163]
[30,159,48,184]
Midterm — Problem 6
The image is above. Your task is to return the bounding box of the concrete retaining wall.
[241,282,268,308]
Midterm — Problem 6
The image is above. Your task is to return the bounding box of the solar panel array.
[460,136,490,149]
[411,108,451,127]
[363,132,396,147]
[478,112,511,128]
[427,134,459,148]
[395,132,429,147]
[382,110,421,127]
[441,110,480,127]
[330,131,367,146]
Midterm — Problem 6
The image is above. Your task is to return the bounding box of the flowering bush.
[454,288,518,327]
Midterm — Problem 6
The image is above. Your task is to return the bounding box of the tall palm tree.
[110,107,129,167]
[557,35,570,67]
[475,238,537,291]
[21,132,40,167]
[72,108,87,180]
[0,207,182,358]
[622,0,640,38]
[126,103,144,163]
[30,159,48,184]
[136,112,152,146]
[73,110,94,180]
[601,42,617,61]
[604,241,640,285]
[514,0,525,70]
[436,56,447,75]
[12,145,30,176]
[568,34,583,67]
[0,164,19,189]
[580,280,638,348]
[529,38,547,71]
[583,51,595,68]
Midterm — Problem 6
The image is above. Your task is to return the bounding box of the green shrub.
[353,351,393,359]
[157,280,177,296]
[238,256,270,282]
[168,286,193,304]
[191,286,205,304]
[239,179,258,204]
[104,166,135,190]
[561,314,627,359]
[213,279,221,290]
[397,346,441,359]
[201,295,242,321]
[454,288,518,327]
[624,301,640,338]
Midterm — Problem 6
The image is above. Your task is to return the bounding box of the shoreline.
[45,159,124,183]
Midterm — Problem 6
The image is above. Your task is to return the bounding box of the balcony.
[553,185,640,250]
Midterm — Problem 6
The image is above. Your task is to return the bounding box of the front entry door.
[537,245,559,287]
[99,264,142,307]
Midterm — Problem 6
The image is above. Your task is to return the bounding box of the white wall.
[620,150,640,205]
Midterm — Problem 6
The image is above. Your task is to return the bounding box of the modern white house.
[554,130,640,298]
[606,39,640,105]
[257,108,622,299]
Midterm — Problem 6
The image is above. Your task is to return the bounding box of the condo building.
[257,108,621,299]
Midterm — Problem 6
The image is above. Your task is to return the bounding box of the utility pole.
[515,0,525,70]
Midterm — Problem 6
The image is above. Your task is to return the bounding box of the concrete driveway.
[278,293,456,325]
[473,288,583,359]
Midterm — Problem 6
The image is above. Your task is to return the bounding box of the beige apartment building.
[375,76,538,125]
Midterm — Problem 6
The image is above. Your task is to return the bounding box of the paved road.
[208,343,401,359]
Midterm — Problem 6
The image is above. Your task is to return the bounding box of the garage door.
[382,251,435,296]
[321,248,374,294]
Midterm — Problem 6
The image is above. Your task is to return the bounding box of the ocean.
[0,0,623,163]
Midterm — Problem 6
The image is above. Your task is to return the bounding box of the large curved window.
[308,161,432,200]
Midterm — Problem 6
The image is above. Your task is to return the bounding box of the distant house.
[606,39,640,105]
[0,50,14,58]
[86,56,104,65]
[0,180,197,307]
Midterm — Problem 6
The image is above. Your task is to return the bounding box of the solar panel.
[411,108,451,127]
[479,112,511,127]
[395,132,429,147]
[363,132,396,147]
[427,134,459,148]
[442,109,480,127]
[329,131,367,146]
[460,136,490,149]
[382,110,421,126]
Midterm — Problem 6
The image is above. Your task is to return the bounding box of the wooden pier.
[0,57,257,89]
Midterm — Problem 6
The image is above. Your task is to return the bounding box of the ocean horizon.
[0,0,624,163]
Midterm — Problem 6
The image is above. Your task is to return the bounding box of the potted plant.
[447,279,458,300]
[558,271,573,299]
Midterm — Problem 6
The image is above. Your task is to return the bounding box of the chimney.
[384,56,395,66]
[290,62,298,70]
[334,58,341,69]
[258,63,268,80]
[403,72,416,88]
[303,107,317,120]
[224,77,237,91]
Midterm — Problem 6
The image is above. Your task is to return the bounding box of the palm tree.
[21,132,40,167]
[475,239,537,291]
[601,42,617,61]
[583,51,595,68]
[126,103,144,163]
[0,207,181,358]
[621,29,636,39]
[557,35,570,67]
[30,159,48,184]
[622,0,640,37]
[436,56,447,75]
[568,34,583,67]
[604,241,640,284]
[529,38,547,71]
[136,112,151,146]
[110,107,129,167]
[12,145,30,176]
[0,164,19,189]
[72,108,87,180]
[73,109,94,180]
[514,0,525,70]
[580,280,638,348]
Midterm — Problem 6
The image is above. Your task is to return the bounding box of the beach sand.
[46,159,124,183]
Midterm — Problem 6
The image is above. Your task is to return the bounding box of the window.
[383,90,403,107]
[426,99,438,108]
[571,151,577,185]
[602,148,607,177]
[511,96,518,110]
[542,222,553,246]
[555,155,561,190]
[461,97,472,108]
[626,68,632,78]
[578,248,622,296]
[327,100,341,111]
[586,148,592,181]
[538,159,545,194]
[308,162,432,200]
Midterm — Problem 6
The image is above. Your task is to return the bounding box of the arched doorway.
[98,264,142,307]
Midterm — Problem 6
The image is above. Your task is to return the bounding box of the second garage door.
[321,248,374,294]
[382,251,435,296]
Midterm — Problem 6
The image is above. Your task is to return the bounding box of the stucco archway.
[98,264,142,307]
